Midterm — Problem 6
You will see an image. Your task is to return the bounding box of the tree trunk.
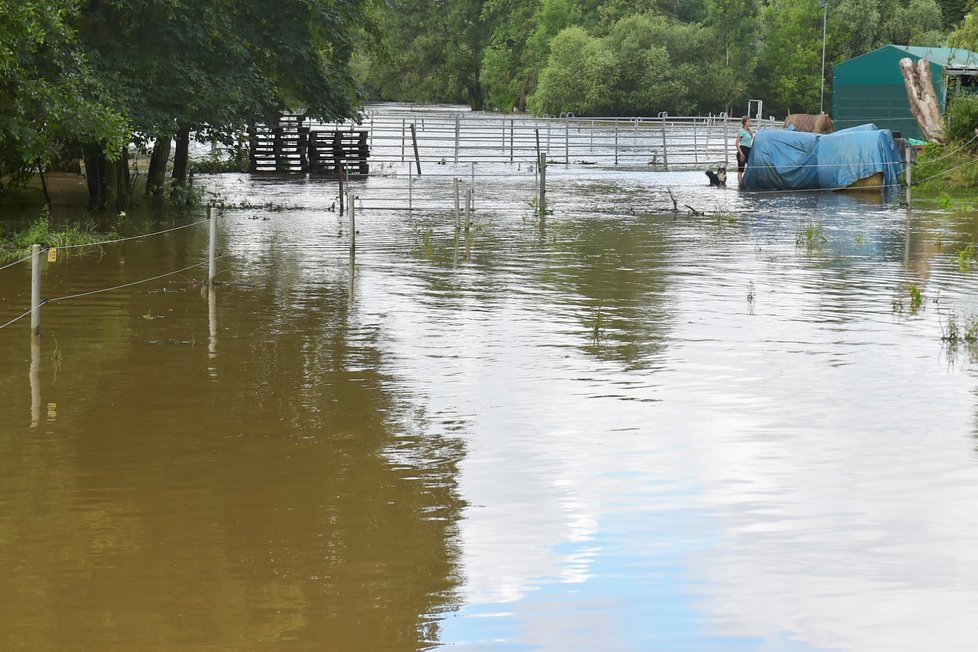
[467,82,484,112]
[117,146,132,210]
[899,57,945,143]
[146,136,172,197]
[105,155,119,207]
[104,147,132,211]
[83,144,107,210]
[172,127,190,185]
[518,78,530,113]
[36,160,50,207]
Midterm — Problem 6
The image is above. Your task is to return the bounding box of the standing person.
[736,115,754,185]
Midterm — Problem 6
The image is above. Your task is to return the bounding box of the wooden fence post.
[410,123,421,175]
[538,152,547,220]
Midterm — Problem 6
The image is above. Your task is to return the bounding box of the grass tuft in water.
[908,283,923,313]
[1,210,115,261]
[713,209,737,227]
[590,304,605,342]
[958,243,975,272]
[940,309,978,344]
[795,220,827,252]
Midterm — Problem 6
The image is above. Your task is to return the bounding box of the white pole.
[348,189,355,256]
[208,205,217,286]
[454,113,460,164]
[564,118,569,165]
[905,142,913,208]
[724,114,729,166]
[30,244,41,336]
[820,0,828,115]
[454,178,461,231]
[661,115,669,169]
[408,163,413,215]
[614,120,619,166]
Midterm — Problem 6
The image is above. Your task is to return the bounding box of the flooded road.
[3,152,978,650]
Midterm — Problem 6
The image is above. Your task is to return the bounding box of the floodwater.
[3,151,978,651]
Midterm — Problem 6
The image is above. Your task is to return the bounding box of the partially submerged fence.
[251,109,782,173]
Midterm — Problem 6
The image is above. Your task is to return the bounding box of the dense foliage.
[0,0,378,206]
[360,0,971,116]
[4,0,978,207]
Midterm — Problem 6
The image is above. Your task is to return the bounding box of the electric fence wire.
[912,155,978,186]
[46,258,222,304]
[0,255,228,332]
[910,134,978,165]
[55,218,210,250]
[0,253,34,274]
[0,307,34,331]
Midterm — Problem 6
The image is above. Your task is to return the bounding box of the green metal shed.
[832,44,978,140]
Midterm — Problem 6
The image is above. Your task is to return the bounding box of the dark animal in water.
[705,167,727,187]
[784,113,834,134]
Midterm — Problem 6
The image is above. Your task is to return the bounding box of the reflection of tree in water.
[0,241,466,649]
[402,208,677,371]
[540,214,676,370]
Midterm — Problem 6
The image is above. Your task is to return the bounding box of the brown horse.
[784,113,834,134]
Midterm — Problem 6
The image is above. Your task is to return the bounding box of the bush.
[913,140,978,194]
[946,94,978,143]
[189,145,250,174]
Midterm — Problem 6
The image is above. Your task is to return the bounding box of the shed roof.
[848,43,978,74]
[885,45,978,73]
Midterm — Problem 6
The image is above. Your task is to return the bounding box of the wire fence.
[0,217,219,333]
[305,109,784,170]
[4,123,973,331]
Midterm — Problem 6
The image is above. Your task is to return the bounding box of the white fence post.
[30,244,41,336]
[208,206,217,286]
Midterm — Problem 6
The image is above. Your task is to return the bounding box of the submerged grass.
[940,308,978,344]
[1,212,117,261]
[796,220,827,252]
[958,243,976,272]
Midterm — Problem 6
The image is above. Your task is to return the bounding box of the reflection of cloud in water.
[668,266,978,650]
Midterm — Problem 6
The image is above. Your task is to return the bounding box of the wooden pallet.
[248,115,370,175]
[308,130,369,175]
[249,114,306,173]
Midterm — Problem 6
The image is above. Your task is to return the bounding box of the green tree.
[883,0,946,45]
[77,0,375,206]
[755,0,825,115]
[481,0,544,111]
[702,0,760,113]
[605,14,686,114]
[528,26,617,114]
[365,0,488,109]
[0,1,127,201]
[949,5,978,49]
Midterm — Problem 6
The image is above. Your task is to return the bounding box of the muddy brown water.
[3,157,978,650]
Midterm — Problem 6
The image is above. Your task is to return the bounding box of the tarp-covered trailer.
[740,124,904,192]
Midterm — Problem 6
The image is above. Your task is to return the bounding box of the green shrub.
[946,94,978,143]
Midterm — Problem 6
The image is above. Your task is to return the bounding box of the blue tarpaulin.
[740,124,904,191]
